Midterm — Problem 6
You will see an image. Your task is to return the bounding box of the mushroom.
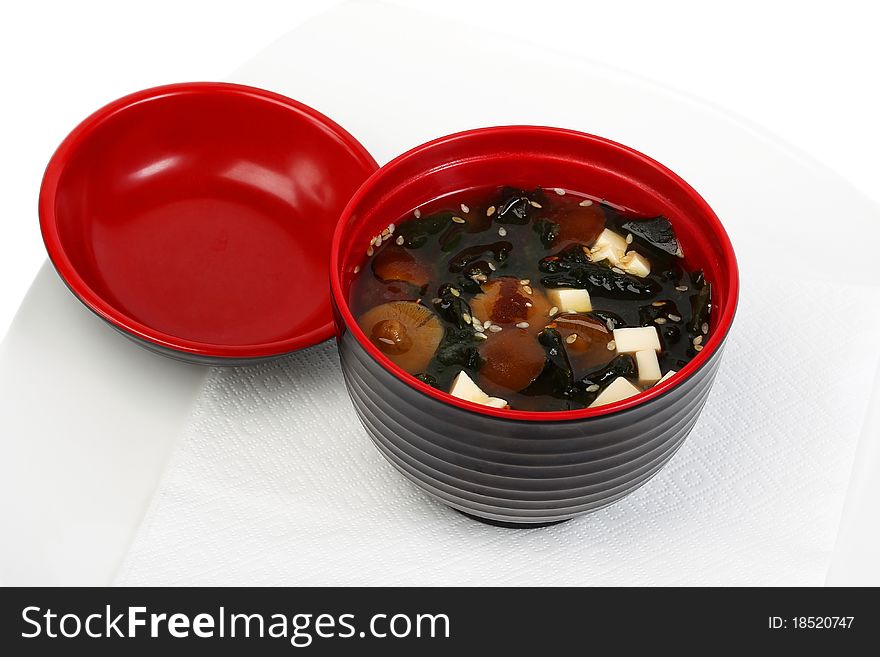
[469,277,551,331]
[478,329,547,394]
[357,301,443,374]
[371,245,431,290]
[545,312,616,379]
[549,201,606,249]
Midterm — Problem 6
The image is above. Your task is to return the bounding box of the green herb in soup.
[349,186,712,412]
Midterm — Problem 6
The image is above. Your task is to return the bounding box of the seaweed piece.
[588,310,628,331]
[687,270,712,335]
[395,210,455,249]
[421,326,484,391]
[581,354,637,388]
[661,324,682,345]
[433,327,482,368]
[432,283,474,329]
[539,246,661,300]
[414,373,438,387]
[533,218,559,249]
[638,300,681,327]
[496,187,546,224]
[448,241,512,273]
[619,216,683,260]
[521,328,584,407]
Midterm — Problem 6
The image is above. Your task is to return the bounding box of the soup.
[348,186,711,412]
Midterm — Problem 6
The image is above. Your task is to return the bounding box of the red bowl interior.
[40,82,377,359]
[330,126,739,421]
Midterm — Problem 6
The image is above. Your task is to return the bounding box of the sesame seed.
[483,320,492,329]
[553,188,565,195]
[612,267,624,274]
[414,209,421,218]
[461,203,470,214]
[652,301,666,307]
[693,335,703,346]
[452,215,466,224]
[486,206,496,217]
[586,384,600,393]
[488,324,502,333]
[396,235,405,246]
[516,322,530,329]
[667,313,681,322]
[565,334,577,344]
[579,199,594,207]
[388,223,395,233]
[525,302,533,308]
[369,236,377,246]
[529,200,542,208]
[450,288,460,297]
[474,324,485,333]
[549,306,559,316]
[654,317,667,325]
[462,313,472,324]
[519,279,530,285]
[702,322,709,334]
[353,265,360,274]
[367,246,374,256]
[676,285,689,292]
[431,298,441,304]
[488,262,496,271]
[694,344,703,352]
[375,235,383,246]
[607,340,616,351]
[377,337,395,345]
[606,319,615,330]
[523,285,533,295]
[498,227,507,237]
[474,332,488,341]
[625,233,633,244]
[382,228,390,237]
[473,274,488,282]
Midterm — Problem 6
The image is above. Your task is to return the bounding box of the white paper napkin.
[115,269,880,586]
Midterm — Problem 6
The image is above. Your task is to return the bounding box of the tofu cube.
[588,376,642,408]
[635,349,662,385]
[620,251,651,278]
[449,371,508,409]
[547,287,592,313]
[612,326,661,354]
[654,370,677,386]
[588,229,628,265]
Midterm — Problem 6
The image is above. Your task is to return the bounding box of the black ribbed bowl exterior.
[336,312,725,525]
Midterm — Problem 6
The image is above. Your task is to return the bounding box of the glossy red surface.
[40,83,378,359]
[331,126,739,421]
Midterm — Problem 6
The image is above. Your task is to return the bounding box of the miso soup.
[349,186,711,412]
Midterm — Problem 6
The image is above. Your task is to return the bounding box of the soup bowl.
[330,126,738,526]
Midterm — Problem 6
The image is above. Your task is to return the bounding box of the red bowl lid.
[39,82,378,360]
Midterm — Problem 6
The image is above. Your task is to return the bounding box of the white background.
[2,0,878,339]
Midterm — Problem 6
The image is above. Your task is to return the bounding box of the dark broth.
[349,186,711,412]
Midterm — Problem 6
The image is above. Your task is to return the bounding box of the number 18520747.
[768,616,854,630]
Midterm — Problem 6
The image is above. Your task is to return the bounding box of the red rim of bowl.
[330,125,739,421]
[39,82,378,360]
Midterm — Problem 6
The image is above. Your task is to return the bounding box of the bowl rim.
[39,81,378,360]
[330,125,739,421]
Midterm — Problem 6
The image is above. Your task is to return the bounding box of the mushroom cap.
[371,245,431,289]
[357,301,443,374]
[546,312,616,379]
[469,277,551,331]
[551,201,606,249]
[478,328,547,394]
